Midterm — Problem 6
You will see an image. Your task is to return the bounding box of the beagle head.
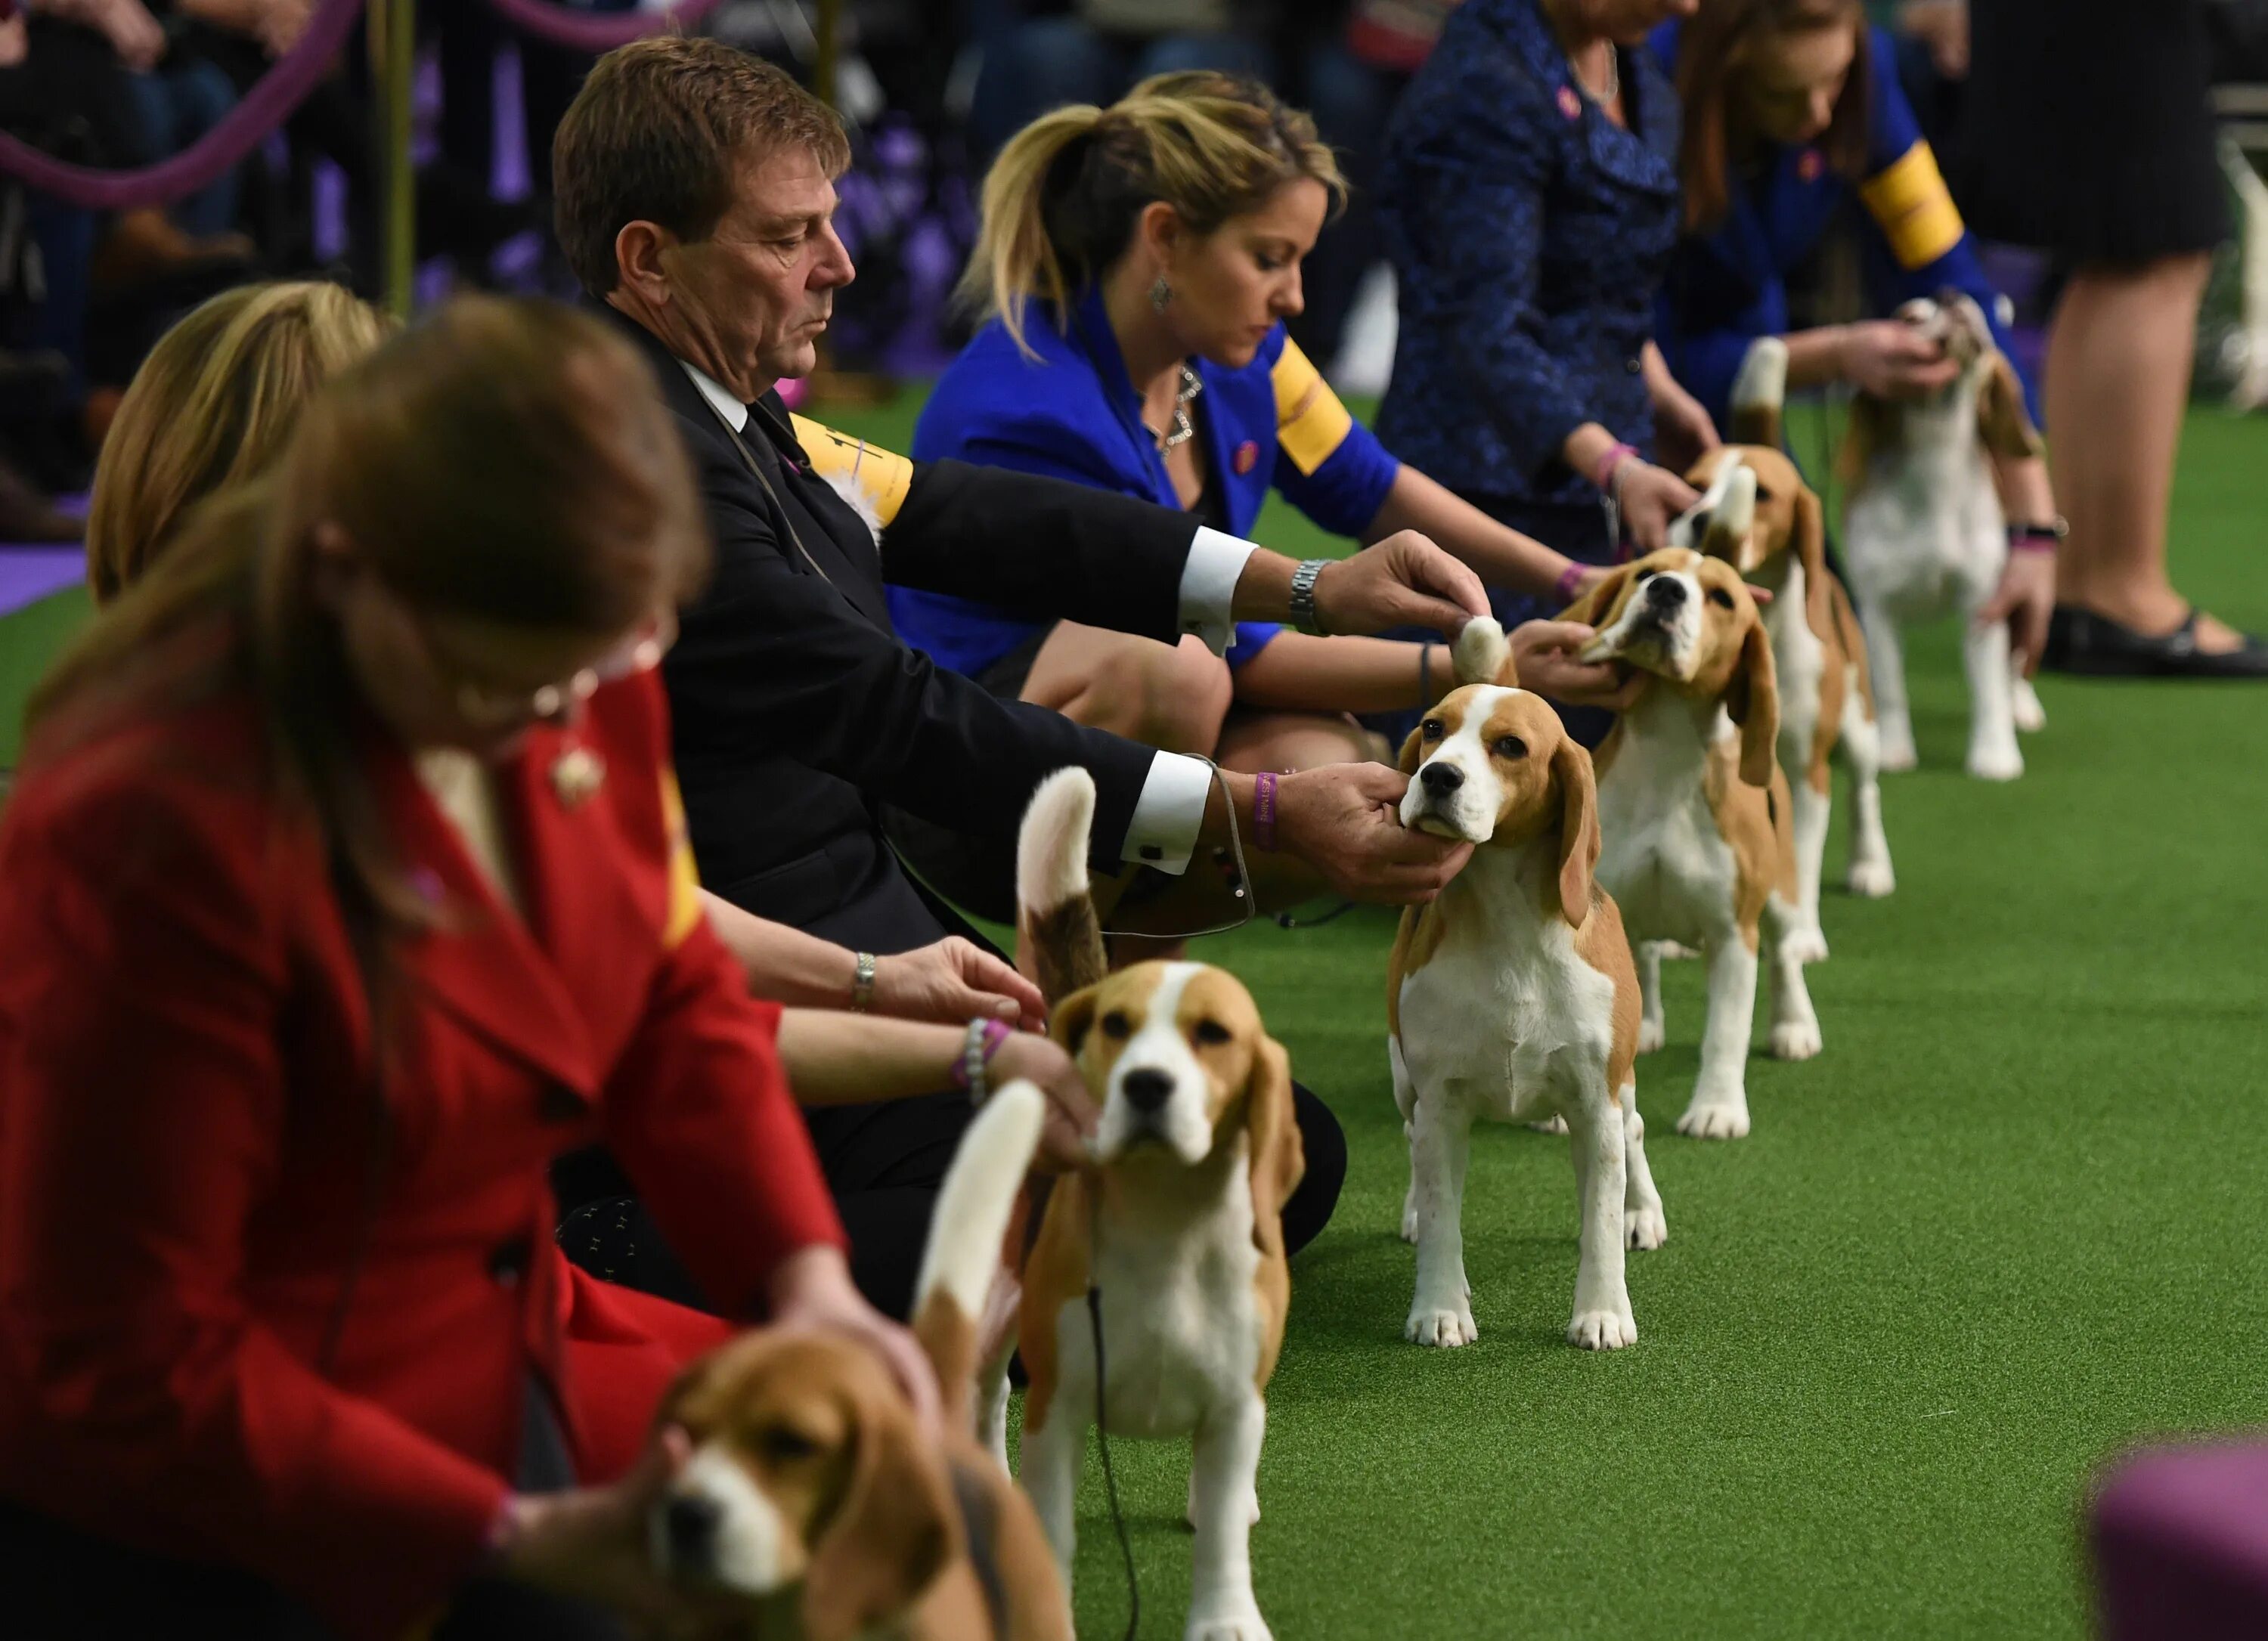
[652,1332,958,1641]
[1674,446,1825,584]
[1842,292,2043,481]
[1394,665,1602,926]
[1564,547,1780,787]
[1052,961,1302,1246]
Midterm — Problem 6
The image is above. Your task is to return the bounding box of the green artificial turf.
[3,397,2263,1637]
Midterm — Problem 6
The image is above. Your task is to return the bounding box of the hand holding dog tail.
[912,1079,1048,1416]
[1016,768,1108,1005]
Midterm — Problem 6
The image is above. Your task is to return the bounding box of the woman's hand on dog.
[1511,621,1650,710]
[986,1032,1101,1172]
[1312,531,1492,638]
[769,1246,943,1429]
[1616,462,1703,556]
[873,937,1048,1033]
[1279,763,1473,903]
[1838,320,1961,398]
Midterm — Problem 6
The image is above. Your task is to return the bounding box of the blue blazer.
[1374,0,1684,512]
[891,286,1402,678]
[1651,22,2043,431]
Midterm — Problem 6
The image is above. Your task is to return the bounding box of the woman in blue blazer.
[1650,0,2062,662]
[1374,0,1716,637]
[890,70,1639,864]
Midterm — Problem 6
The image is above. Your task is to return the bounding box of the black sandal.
[2042,605,2268,678]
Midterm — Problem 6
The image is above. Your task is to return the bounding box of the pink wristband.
[1554,562,1590,604]
[1591,442,1640,491]
[947,1018,1013,1092]
[1252,770,1280,852]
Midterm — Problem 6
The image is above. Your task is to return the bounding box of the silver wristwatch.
[1287,558,1329,635]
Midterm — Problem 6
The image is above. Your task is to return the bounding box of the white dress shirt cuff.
[1120,752,1214,875]
[1176,526,1259,657]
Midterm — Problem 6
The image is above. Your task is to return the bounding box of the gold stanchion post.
[370,0,417,317]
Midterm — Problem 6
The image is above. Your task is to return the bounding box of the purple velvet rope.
[482,0,723,53]
[0,0,365,212]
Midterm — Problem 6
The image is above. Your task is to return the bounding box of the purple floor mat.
[0,546,86,618]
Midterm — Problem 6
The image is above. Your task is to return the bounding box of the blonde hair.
[85,280,393,604]
[962,71,1346,361]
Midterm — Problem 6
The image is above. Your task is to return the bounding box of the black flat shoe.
[2042,605,2268,678]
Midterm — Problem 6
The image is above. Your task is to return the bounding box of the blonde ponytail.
[962,71,1346,361]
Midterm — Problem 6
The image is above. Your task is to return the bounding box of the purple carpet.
[0,546,85,618]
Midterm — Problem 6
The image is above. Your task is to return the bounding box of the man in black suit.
[553,39,1486,1315]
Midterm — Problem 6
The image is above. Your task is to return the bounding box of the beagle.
[1009,768,1301,1641]
[1387,619,1665,1352]
[1672,340,1895,963]
[1563,548,1823,1141]
[1839,293,2049,780]
[650,1080,1072,1641]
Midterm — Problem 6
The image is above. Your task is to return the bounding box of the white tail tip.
[1731,336,1789,414]
[1452,617,1510,686]
[913,1079,1047,1325]
[1018,767,1094,915]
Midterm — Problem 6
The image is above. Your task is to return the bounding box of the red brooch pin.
[1234,440,1259,475]
[1557,85,1583,121]
[1798,148,1824,183]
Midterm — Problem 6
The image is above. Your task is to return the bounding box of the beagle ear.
[1396,723,1427,777]
[1549,735,1599,930]
[800,1392,959,1641]
[1792,485,1833,639]
[1977,352,2045,460]
[1050,983,1102,1058]
[1558,562,1639,632]
[1243,1036,1304,1259]
[1721,613,1780,788]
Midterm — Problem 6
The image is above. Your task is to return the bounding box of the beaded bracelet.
[950,1017,1015,1104]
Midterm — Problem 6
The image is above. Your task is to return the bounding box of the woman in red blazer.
[0,297,925,1638]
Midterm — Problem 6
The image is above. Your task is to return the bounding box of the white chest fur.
[1396,841,1617,1125]
[1845,392,2007,615]
[1052,1159,1264,1441]
[1595,694,1738,946]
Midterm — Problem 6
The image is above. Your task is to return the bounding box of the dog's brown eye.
[1421,718,1444,741]
[1752,485,1774,502]
[1101,1011,1132,1040]
[1191,1019,1232,1046]
[761,1426,820,1464]
[1492,735,1528,760]
[1635,568,1656,582]
[1707,587,1737,609]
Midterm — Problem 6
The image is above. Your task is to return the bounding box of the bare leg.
[2047,255,2249,651]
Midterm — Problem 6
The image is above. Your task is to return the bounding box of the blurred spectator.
[1953,0,2267,676]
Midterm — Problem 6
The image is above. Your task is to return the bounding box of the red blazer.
[0,665,844,1638]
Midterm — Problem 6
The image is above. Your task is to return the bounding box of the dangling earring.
[1149,274,1173,313]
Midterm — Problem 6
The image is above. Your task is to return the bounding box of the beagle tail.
[1017,767,1107,1007]
[1729,335,1788,449]
[911,1079,1046,1410]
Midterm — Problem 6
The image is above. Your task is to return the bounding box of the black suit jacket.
[615,313,1208,954]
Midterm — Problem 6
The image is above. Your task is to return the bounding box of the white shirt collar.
[680,360,749,433]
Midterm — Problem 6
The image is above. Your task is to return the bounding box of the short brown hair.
[553,36,851,296]
[1675,0,1870,235]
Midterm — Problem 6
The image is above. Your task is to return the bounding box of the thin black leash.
[1086,1194,1139,1641]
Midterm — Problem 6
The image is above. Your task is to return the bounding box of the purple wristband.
[1252,770,1280,853]
[1591,442,1640,491]
[948,1018,1014,1092]
[1555,562,1590,604]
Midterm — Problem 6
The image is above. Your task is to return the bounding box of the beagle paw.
[1187,1606,1272,1641]
[1878,735,1918,773]
[1567,1308,1637,1350]
[2012,680,2047,733]
[1625,1203,1667,1250]
[1779,924,1830,965]
[1676,1098,1750,1140]
[1768,1018,1823,1061]
[1636,1016,1666,1055]
[1398,1181,1418,1243]
[1845,858,1896,899]
[1527,1113,1569,1135]
[1966,744,2024,782]
[1653,940,1701,961]
[1405,1299,1479,1348]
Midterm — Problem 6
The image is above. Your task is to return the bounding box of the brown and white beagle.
[1386,619,1665,1352]
[1008,768,1300,1641]
[1838,294,2050,779]
[649,1082,1072,1641]
[1672,341,1896,961]
[1563,547,1823,1141]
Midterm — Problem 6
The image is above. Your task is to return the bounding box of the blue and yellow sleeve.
[1268,336,1401,537]
[790,414,916,528]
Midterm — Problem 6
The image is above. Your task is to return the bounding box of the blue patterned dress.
[1376,0,1684,626]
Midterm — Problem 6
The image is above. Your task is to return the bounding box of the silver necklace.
[1572,41,1619,107]
[1154,364,1203,451]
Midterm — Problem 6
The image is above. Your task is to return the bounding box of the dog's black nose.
[1646,574,1687,608]
[665,1493,723,1558]
[1121,1068,1173,1113]
[1419,762,1464,796]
